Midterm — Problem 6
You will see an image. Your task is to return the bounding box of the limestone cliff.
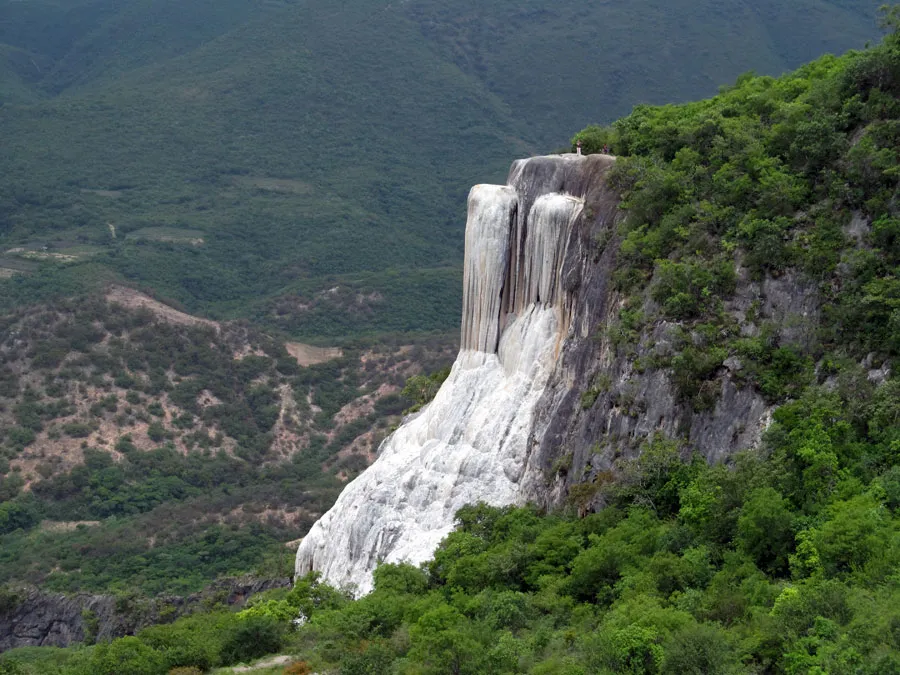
[296,153,811,593]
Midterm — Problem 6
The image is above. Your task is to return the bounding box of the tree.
[736,488,795,575]
[661,623,737,675]
[811,494,889,578]
[89,637,167,675]
[408,604,489,675]
[219,615,286,665]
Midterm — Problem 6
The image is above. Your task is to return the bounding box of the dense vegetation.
[6,411,900,672]
[0,0,880,338]
[571,6,900,415]
[270,405,900,673]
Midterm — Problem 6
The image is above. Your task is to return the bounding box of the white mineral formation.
[296,158,585,595]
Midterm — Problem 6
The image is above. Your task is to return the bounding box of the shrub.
[400,366,451,412]
[88,637,167,675]
[219,615,286,665]
[63,422,93,438]
[661,622,736,675]
[339,644,394,675]
[670,346,726,409]
[147,422,167,443]
[652,260,736,321]
[0,660,25,675]
[586,624,664,674]
[736,488,796,575]
[0,586,22,615]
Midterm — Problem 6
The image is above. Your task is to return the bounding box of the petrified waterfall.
[295,154,611,594]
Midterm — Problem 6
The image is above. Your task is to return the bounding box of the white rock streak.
[460,185,516,353]
[295,164,584,595]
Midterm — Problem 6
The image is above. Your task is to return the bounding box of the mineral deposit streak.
[295,155,598,595]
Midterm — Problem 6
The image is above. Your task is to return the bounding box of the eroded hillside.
[0,288,454,593]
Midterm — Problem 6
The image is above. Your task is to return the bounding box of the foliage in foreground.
[8,372,898,674]
[0,611,287,675]
[276,369,898,673]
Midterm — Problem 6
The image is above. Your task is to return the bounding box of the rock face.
[0,577,289,650]
[296,154,613,594]
[296,153,813,594]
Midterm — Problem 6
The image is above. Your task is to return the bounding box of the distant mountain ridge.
[0,0,885,337]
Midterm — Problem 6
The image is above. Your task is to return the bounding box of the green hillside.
[0,0,526,337]
[3,12,899,672]
[0,0,884,339]
[0,5,898,675]
[407,0,882,143]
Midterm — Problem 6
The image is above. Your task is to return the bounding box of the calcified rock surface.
[296,155,598,594]
[297,152,805,594]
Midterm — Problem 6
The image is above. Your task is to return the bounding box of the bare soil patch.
[285,342,342,366]
[106,286,220,331]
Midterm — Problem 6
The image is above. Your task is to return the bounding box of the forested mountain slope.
[0,0,884,337]
[2,11,894,674]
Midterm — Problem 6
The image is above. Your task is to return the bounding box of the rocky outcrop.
[296,155,594,594]
[296,153,820,593]
[0,576,289,651]
[520,166,820,504]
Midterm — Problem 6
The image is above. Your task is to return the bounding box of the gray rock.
[0,577,289,650]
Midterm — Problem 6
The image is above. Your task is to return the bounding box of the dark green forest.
[0,0,882,338]
[2,6,899,674]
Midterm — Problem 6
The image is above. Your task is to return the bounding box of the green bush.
[219,615,286,666]
[80,637,167,675]
[661,623,737,675]
[62,422,92,439]
[736,488,795,575]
